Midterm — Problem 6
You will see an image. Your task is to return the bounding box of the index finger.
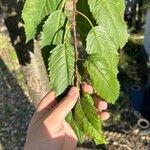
[37,91,57,112]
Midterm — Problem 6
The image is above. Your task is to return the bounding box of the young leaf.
[74,93,105,144]
[41,10,66,47]
[84,55,120,104]
[22,0,63,42]
[86,26,119,71]
[87,0,128,49]
[48,43,75,96]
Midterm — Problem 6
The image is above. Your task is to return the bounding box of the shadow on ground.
[0,57,35,150]
[1,0,33,65]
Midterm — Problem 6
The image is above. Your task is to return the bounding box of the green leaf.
[22,0,63,42]
[66,112,84,143]
[87,0,128,48]
[86,26,119,71]
[48,43,75,96]
[74,93,105,144]
[41,10,66,47]
[84,55,120,104]
[115,0,126,18]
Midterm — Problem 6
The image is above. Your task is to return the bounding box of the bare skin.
[24,83,109,150]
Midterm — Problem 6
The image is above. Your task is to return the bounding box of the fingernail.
[89,87,93,94]
[68,87,77,96]
[98,101,107,110]
[100,112,110,121]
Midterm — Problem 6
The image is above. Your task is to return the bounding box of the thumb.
[49,87,79,121]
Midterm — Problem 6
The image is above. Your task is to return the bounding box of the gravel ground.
[0,26,35,150]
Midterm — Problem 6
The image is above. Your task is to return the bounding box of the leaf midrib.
[64,43,70,85]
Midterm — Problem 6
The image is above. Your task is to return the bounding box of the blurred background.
[0,0,150,149]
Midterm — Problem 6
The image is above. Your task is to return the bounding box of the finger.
[93,95,108,110]
[95,100,108,110]
[37,91,56,112]
[81,82,93,94]
[98,112,110,121]
[46,87,79,122]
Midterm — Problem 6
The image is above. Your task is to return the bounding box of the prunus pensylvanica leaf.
[41,10,66,47]
[66,112,84,143]
[74,93,106,144]
[86,26,119,70]
[22,0,128,145]
[84,54,120,104]
[48,43,75,96]
[22,0,63,42]
[87,0,128,49]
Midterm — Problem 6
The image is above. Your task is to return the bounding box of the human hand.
[24,83,109,150]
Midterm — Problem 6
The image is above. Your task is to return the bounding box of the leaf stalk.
[76,10,93,27]
[73,0,79,87]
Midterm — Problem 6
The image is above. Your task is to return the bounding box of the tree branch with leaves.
[22,0,128,144]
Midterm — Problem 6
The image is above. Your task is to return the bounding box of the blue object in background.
[130,85,145,111]
[141,85,150,121]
